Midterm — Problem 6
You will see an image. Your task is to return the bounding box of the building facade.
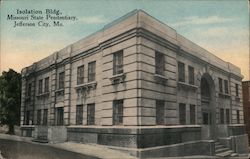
[242,81,250,145]
[20,10,248,158]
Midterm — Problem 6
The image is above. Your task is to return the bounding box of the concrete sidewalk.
[0,133,136,159]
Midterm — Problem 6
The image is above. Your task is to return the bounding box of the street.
[0,139,99,159]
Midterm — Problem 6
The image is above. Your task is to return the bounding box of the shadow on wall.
[0,126,21,136]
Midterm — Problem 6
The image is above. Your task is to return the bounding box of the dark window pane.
[113,51,123,75]
[87,104,95,125]
[178,62,185,82]
[44,77,49,92]
[236,84,239,97]
[156,100,165,125]
[219,78,223,93]
[56,107,64,125]
[237,110,240,124]
[226,109,230,124]
[76,105,83,125]
[188,66,194,85]
[38,79,43,94]
[77,65,84,85]
[155,52,164,75]
[220,108,224,124]
[190,105,196,124]
[179,103,186,125]
[88,62,96,82]
[58,72,65,89]
[37,110,41,125]
[224,80,229,94]
[43,109,48,125]
[113,100,123,125]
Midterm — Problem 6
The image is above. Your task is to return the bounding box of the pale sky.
[0,0,249,80]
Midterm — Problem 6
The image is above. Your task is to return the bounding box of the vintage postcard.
[0,0,249,159]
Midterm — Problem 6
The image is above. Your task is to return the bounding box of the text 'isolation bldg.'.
[20,10,249,158]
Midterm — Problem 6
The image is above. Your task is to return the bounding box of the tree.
[0,69,21,134]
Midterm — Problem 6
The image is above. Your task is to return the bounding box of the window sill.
[36,92,50,97]
[75,81,97,90]
[219,93,231,99]
[110,73,126,84]
[154,74,168,81]
[55,88,64,93]
[235,97,240,102]
[178,81,198,90]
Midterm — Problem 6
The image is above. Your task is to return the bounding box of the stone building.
[242,81,250,145]
[20,10,248,158]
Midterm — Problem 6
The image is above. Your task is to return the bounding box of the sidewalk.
[0,133,136,159]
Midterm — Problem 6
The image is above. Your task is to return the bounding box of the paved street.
[0,139,99,159]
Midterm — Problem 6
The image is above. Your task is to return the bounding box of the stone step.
[230,153,238,157]
[215,147,230,153]
[216,150,233,157]
[215,144,224,149]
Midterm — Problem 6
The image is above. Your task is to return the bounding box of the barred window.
[56,107,64,125]
[156,100,165,125]
[113,100,123,125]
[155,52,164,75]
[237,110,240,124]
[87,104,95,125]
[38,79,43,94]
[76,105,83,125]
[58,72,65,89]
[27,83,32,97]
[226,109,230,124]
[190,105,196,124]
[220,108,224,124]
[37,110,41,125]
[25,111,30,125]
[236,84,239,97]
[219,78,223,93]
[44,77,49,92]
[88,61,96,82]
[188,66,194,85]
[43,109,48,125]
[113,51,123,75]
[178,62,185,82]
[179,103,186,125]
[77,65,84,85]
[224,80,229,94]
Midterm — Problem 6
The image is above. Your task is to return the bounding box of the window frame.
[43,109,48,125]
[87,104,95,125]
[155,51,165,76]
[38,79,43,94]
[156,100,165,125]
[113,50,124,75]
[190,105,196,125]
[113,100,123,125]
[220,108,224,124]
[76,105,83,125]
[224,80,229,94]
[219,78,223,93]
[56,107,64,125]
[37,110,41,125]
[179,103,186,125]
[44,77,49,93]
[88,61,96,82]
[178,62,185,82]
[188,66,194,85]
[77,65,84,85]
[58,72,65,89]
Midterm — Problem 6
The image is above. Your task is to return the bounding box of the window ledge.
[36,92,50,97]
[235,96,240,102]
[178,81,198,89]
[55,88,64,93]
[154,74,168,81]
[75,81,97,90]
[219,93,231,98]
[110,73,126,84]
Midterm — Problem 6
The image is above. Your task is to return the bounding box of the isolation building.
[20,10,248,158]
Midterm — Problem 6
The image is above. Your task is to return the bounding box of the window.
[188,66,194,85]
[56,107,64,125]
[179,103,186,125]
[27,83,32,97]
[25,111,30,125]
[219,78,223,93]
[37,110,41,125]
[155,52,164,75]
[88,61,96,82]
[113,100,123,125]
[77,65,84,85]
[87,104,95,125]
[76,105,83,125]
[236,84,239,97]
[43,109,48,125]
[44,77,49,92]
[220,108,224,124]
[38,79,43,94]
[156,100,165,125]
[237,110,240,124]
[224,80,229,94]
[178,62,185,82]
[202,112,210,125]
[190,105,196,124]
[226,109,230,124]
[58,72,65,89]
[113,51,123,75]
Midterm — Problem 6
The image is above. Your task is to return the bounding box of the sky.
[0,0,249,80]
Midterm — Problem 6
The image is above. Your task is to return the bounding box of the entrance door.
[200,73,216,140]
